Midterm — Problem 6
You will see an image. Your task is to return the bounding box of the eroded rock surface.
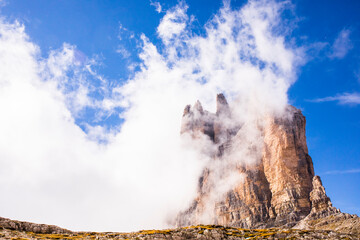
[308,176,340,218]
[176,94,354,230]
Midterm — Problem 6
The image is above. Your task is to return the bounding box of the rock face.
[176,94,340,229]
[308,176,340,218]
[292,176,358,232]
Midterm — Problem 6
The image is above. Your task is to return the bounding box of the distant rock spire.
[309,176,340,216]
[216,93,230,116]
[180,99,214,138]
[183,105,191,117]
[193,100,204,114]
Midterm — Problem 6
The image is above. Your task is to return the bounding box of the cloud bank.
[0,0,304,232]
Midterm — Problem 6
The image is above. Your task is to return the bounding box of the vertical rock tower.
[176,94,337,228]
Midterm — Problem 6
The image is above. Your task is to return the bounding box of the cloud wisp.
[329,28,353,59]
[0,0,304,232]
[323,168,360,175]
[310,92,360,105]
[150,1,162,13]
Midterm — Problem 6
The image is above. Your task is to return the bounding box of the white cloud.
[0,0,304,232]
[305,41,329,60]
[310,92,360,105]
[150,1,162,13]
[117,23,132,41]
[116,45,131,58]
[329,28,353,59]
[157,2,188,45]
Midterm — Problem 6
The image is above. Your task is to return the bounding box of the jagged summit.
[194,100,204,114]
[216,93,230,117]
[176,94,344,229]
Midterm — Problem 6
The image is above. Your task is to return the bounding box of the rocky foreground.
[1,215,360,239]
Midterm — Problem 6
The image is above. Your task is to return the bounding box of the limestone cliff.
[176,94,341,229]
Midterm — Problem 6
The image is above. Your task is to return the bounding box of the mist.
[0,0,304,232]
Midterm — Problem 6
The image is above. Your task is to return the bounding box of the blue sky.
[0,0,359,231]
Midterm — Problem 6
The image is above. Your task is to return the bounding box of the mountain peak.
[176,94,341,229]
[216,93,230,116]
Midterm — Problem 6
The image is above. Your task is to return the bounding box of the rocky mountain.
[176,94,359,232]
[1,93,359,239]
